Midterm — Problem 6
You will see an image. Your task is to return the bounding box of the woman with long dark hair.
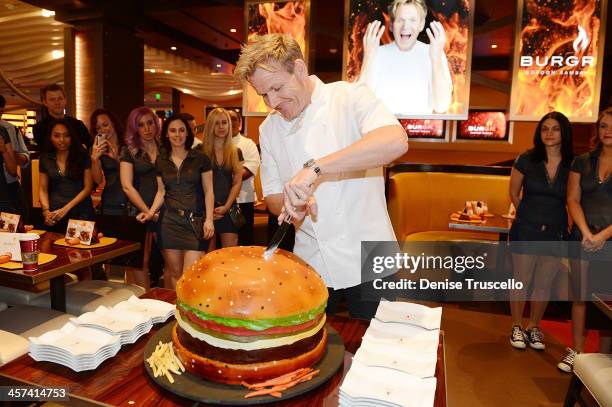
[119,107,162,288]
[508,111,573,351]
[558,107,612,372]
[39,118,94,233]
[138,115,214,289]
[90,109,127,215]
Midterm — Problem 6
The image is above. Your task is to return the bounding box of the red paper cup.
[19,233,40,272]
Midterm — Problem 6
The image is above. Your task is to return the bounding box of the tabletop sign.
[0,212,22,233]
[0,233,23,261]
[65,219,97,245]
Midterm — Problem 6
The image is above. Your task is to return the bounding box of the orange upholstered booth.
[386,164,512,242]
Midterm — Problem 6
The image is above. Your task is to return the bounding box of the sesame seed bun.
[176,246,328,322]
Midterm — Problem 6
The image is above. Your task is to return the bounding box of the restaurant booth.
[0,0,611,406]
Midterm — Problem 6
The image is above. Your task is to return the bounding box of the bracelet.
[303,159,321,176]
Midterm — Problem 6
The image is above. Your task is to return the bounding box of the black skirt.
[157,209,208,251]
[509,217,568,256]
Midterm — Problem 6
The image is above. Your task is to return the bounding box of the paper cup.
[19,233,40,272]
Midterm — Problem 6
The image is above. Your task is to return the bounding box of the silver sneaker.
[510,325,527,349]
[525,327,545,350]
[557,348,577,373]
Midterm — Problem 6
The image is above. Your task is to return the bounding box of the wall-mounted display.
[509,0,607,123]
[399,119,448,142]
[244,1,310,116]
[343,0,475,119]
[453,110,513,143]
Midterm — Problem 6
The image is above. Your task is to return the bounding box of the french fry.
[147,341,184,384]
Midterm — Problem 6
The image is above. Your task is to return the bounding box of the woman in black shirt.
[119,107,162,288]
[139,115,214,289]
[558,107,612,372]
[39,119,94,233]
[90,109,127,215]
[508,111,573,351]
[201,108,243,250]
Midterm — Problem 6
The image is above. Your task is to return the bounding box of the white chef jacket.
[367,41,452,115]
[232,133,260,203]
[259,76,401,289]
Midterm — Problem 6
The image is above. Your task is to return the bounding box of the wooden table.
[0,288,447,407]
[0,232,140,312]
[449,215,512,289]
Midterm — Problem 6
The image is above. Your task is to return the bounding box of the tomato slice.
[182,309,322,336]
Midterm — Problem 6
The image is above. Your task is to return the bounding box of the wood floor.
[441,305,573,407]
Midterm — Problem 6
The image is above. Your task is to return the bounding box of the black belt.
[518,217,565,232]
[168,207,202,218]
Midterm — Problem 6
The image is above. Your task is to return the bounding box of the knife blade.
[263,215,292,260]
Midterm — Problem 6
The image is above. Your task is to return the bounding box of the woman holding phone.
[138,115,214,289]
[90,109,128,215]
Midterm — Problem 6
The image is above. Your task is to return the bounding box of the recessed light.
[216,64,222,68]
[51,50,64,59]
[183,88,191,94]
[329,48,338,54]
[170,46,177,51]
[164,70,171,74]
[230,28,237,33]
[150,69,156,73]
[491,44,498,49]
[41,9,55,17]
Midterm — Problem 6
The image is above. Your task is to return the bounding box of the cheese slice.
[175,309,326,351]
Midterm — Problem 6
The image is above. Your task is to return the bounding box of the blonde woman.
[201,108,243,249]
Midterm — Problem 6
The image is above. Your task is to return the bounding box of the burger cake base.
[143,322,346,405]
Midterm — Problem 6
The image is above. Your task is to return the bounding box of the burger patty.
[176,324,325,364]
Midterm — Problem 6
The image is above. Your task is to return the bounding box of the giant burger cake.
[173,246,329,384]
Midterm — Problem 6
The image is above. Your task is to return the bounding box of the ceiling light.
[150,69,156,73]
[41,9,55,17]
[216,64,222,68]
[329,48,338,54]
[51,50,64,59]
[170,46,177,51]
[491,44,498,49]
[51,36,61,40]
[183,88,191,94]
[51,42,60,46]
[164,70,171,74]
[230,28,237,33]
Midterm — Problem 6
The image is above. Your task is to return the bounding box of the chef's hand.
[363,20,385,61]
[283,167,318,220]
[426,21,446,63]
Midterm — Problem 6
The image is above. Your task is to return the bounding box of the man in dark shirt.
[0,126,18,212]
[33,84,91,150]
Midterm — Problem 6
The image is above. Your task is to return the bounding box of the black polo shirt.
[571,150,612,228]
[0,128,12,209]
[514,150,570,226]
[156,148,212,215]
[119,146,158,208]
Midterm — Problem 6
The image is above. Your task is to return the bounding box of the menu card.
[65,219,98,245]
[0,212,23,233]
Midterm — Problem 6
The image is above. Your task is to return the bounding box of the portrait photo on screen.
[244,1,309,116]
[399,119,448,141]
[344,0,474,119]
[454,110,512,143]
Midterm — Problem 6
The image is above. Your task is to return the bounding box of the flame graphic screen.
[344,0,474,119]
[509,0,606,122]
[456,111,509,141]
[399,119,446,139]
[244,1,308,115]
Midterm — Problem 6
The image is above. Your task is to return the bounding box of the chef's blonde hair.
[234,34,304,83]
[388,0,427,22]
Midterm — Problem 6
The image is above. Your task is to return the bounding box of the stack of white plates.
[70,305,153,345]
[112,296,175,324]
[340,360,437,407]
[29,323,121,372]
[340,300,442,407]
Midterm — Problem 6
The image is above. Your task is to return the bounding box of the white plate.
[363,319,440,352]
[374,301,442,330]
[29,323,120,355]
[113,296,175,322]
[353,343,437,378]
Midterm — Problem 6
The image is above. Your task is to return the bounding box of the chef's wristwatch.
[303,159,321,176]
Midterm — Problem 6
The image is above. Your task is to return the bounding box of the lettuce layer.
[177,300,327,331]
